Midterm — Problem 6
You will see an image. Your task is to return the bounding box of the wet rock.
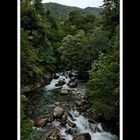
[68,80,77,88]
[70,89,77,95]
[69,77,77,83]
[60,88,69,95]
[53,74,59,79]
[69,73,74,78]
[35,118,48,127]
[82,96,89,100]
[55,80,65,86]
[67,120,76,128]
[67,112,76,121]
[73,133,91,140]
[60,114,68,126]
[41,127,60,140]
[61,114,68,121]
[74,100,83,107]
[53,106,64,118]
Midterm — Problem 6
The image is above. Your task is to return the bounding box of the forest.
[21,0,119,140]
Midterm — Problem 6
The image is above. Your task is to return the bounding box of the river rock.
[60,114,68,126]
[41,127,60,140]
[68,112,76,121]
[53,106,64,118]
[35,118,48,127]
[56,80,65,86]
[70,89,77,95]
[60,88,69,95]
[73,133,91,140]
[68,80,77,88]
[69,73,74,78]
[69,77,77,83]
[82,96,89,100]
[62,114,68,121]
[67,120,76,128]
[74,100,83,107]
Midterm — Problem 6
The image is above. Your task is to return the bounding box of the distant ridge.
[43,2,103,19]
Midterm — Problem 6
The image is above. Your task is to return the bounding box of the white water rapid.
[45,72,71,90]
[57,110,118,140]
[44,71,118,140]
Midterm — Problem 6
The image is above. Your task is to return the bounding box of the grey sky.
[42,0,104,8]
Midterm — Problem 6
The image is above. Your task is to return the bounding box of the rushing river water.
[26,71,118,140]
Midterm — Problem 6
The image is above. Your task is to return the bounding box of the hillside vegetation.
[21,0,119,139]
[43,2,102,19]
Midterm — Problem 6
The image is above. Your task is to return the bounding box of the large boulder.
[60,88,70,95]
[68,80,77,88]
[35,118,48,128]
[73,133,91,140]
[55,80,65,86]
[53,106,64,118]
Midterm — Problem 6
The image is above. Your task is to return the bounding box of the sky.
[42,0,104,8]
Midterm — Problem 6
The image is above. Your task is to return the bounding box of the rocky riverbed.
[25,71,118,140]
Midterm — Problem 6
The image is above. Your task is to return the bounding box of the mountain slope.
[43,2,102,19]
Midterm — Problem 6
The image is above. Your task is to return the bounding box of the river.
[26,71,118,140]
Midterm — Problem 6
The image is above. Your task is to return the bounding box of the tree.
[33,0,44,15]
[86,26,119,133]
[69,10,96,32]
[102,0,119,33]
[58,30,89,71]
[21,95,34,140]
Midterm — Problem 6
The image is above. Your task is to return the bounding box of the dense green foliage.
[86,0,119,134]
[86,26,119,120]
[21,0,119,137]
[21,96,34,140]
